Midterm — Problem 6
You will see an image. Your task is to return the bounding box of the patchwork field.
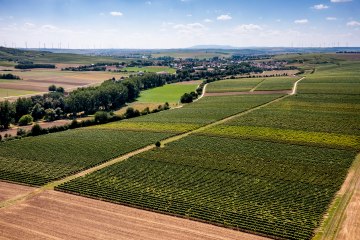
[0,67,128,100]
[1,55,359,240]
[0,190,269,240]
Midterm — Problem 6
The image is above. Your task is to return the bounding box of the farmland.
[206,77,300,93]
[0,68,128,100]
[1,53,360,240]
[135,81,200,104]
[56,57,360,240]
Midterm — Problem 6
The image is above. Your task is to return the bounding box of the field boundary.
[250,78,266,92]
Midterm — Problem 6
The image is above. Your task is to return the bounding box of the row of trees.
[0,73,21,80]
[15,63,56,69]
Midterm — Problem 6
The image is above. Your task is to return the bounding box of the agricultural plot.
[0,88,37,98]
[206,78,263,93]
[204,94,360,150]
[136,82,199,103]
[0,94,282,186]
[57,135,357,240]
[0,129,172,186]
[255,77,300,91]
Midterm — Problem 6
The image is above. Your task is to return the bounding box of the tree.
[15,97,33,122]
[31,103,45,121]
[44,108,56,122]
[125,107,140,118]
[180,93,193,103]
[56,86,65,93]
[18,114,33,126]
[155,141,161,147]
[48,84,57,92]
[0,100,15,129]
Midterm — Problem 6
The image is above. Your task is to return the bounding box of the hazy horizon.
[0,0,359,49]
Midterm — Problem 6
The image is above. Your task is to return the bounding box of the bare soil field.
[205,90,290,96]
[0,181,36,202]
[0,190,270,240]
[0,65,128,100]
[335,154,360,240]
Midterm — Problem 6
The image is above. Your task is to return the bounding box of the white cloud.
[330,0,352,2]
[217,15,232,21]
[41,24,58,31]
[173,23,206,35]
[326,17,337,20]
[294,19,309,24]
[312,4,329,10]
[110,11,123,16]
[234,24,262,33]
[347,21,360,26]
[204,19,213,23]
[24,22,35,28]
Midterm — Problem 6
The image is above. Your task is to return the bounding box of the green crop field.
[123,66,176,74]
[255,77,300,91]
[136,82,199,103]
[206,78,263,92]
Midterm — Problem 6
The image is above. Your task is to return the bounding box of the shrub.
[18,114,33,126]
[180,93,193,103]
[125,107,140,119]
[17,128,27,136]
[94,111,110,123]
[155,141,161,147]
[31,124,43,136]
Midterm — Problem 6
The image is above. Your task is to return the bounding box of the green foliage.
[48,84,57,92]
[44,108,57,122]
[0,73,20,80]
[31,103,44,121]
[180,93,193,103]
[18,114,33,126]
[15,97,33,122]
[0,100,15,129]
[94,111,111,123]
[31,123,42,136]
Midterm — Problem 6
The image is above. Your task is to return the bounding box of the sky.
[0,0,359,49]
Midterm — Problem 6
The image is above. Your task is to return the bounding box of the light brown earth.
[0,190,270,240]
[0,65,128,101]
[0,182,36,202]
[335,153,360,240]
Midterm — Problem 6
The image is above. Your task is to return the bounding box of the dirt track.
[0,190,270,240]
[0,182,35,202]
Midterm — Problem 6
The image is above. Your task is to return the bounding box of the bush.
[94,111,110,123]
[48,84,57,92]
[155,141,161,147]
[31,123,43,136]
[180,93,193,103]
[125,107,140,119]
[17,128,27,136]
[69,119,79,129]
[18,114,33,126]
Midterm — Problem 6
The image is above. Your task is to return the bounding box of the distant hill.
[188,45,238,49]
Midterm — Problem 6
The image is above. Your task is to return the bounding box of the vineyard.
[0,129,172,185]
[206,77,299,93]
[57,136,357,240]
[57,59,360,240]
[0,94,282,186]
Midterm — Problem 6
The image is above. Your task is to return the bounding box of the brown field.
[0,64,128,100]
[205,90,290,96]
[0,182,36,202]
[335,154,360,240]
[0,189,270,240]
[174,80,202,85]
